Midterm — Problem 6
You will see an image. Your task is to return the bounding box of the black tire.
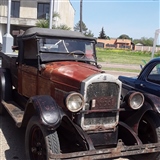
[0,70,5,115]
[131,113,160,160]
[0,69,12,115]
[25,116,60,160]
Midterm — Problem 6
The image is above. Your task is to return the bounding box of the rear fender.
[21,95,64,129]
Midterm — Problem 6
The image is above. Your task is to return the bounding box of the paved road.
[99,62,140,78]
[0,111,26,160]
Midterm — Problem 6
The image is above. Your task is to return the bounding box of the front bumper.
[49,140,160,160]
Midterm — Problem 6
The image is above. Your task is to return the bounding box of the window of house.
[11,1,20,18]
[37,3,50,19]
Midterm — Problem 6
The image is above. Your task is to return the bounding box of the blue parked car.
[119,57,160,97]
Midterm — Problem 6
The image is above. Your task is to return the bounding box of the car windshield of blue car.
[39,38,96,62]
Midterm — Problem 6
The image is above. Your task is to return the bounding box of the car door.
[18,63,38,98]
[135,62,160,97]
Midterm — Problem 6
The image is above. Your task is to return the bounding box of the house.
[0,0,75,44]
[97,38,133,49]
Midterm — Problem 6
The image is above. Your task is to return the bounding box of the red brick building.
[97,38,133,49]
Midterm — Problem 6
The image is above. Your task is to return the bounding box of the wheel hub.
[31,142,43,155]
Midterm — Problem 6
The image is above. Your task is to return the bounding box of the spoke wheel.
[29,126,46,159]
[131,113,160,160]
[25,116,60,160]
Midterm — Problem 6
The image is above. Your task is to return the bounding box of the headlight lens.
[127,92,144,110]
[66,92,84,112]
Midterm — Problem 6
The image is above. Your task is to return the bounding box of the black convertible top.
[18,27,96,41]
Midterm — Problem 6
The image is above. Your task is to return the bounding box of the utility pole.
[49,0,54,29]
[2,0,13,53]
[80,0,82,33]
[151,29,160,59]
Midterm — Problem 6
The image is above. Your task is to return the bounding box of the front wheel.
[132,113,160,160]
[25,116,60,160]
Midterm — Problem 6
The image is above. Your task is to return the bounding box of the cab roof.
[18,27,96,41]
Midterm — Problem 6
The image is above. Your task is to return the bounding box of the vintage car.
[0,27,160,160]
[119,57,160,96]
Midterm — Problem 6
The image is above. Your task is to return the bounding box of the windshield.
[39,38,96,63]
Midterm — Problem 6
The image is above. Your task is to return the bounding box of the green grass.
[96,48,158,65]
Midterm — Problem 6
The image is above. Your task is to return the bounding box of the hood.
[41,61,102,90]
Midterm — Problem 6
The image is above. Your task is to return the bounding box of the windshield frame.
[38,37,97,63]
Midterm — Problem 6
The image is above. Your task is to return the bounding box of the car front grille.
[81,82,120,131]
[84,112,117,125]
[86,82,119,110]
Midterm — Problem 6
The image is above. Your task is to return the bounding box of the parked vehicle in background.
[0,27,160,160]
[119,57,160,97]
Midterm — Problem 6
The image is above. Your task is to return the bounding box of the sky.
[70,0,160,42]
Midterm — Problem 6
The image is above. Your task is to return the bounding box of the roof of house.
[135,43,143,46]
[116,39,131,43]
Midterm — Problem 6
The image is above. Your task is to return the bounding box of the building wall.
[0,0,75,44]
[0,0,7,17]
[97,38,132,49]
[0,0,74,26]
[55,0,75,29]
[0,24,6,43]
[96,39,160,52]
[20,1,37,19]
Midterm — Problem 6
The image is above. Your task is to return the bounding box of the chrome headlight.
[66,92,84,112]
[126,92,144,110]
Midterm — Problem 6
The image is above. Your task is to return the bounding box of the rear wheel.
[131,113,160,160]
[25,116,60,160]
[0,69,12,115]
[0,71,5,114]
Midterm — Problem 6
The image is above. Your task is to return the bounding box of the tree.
[85,30,94,37]
[98,27,110,39]
[133,37,154,46]
[36,19,49,28]
[36,12,71,30]
[74,21,88,34]
[74,21,94,37]
[53,24,71,30]
[118,34,131,39]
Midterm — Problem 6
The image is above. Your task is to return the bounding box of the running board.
[2,100,24,127]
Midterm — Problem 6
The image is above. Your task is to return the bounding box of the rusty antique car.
[0,27,160,160]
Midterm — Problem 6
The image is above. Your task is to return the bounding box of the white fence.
[135,45,160,52]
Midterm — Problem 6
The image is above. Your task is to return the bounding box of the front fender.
[144,93,160,113]
[123,93,160,133]
[22,95,65,129]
